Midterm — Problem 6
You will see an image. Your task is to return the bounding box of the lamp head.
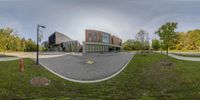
[38,24,46,28]
[40,26,46,28]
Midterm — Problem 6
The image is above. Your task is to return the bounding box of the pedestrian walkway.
[0,57,19,61]
[167,53,200,61]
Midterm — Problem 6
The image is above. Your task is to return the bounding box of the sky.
[0,0,200,44]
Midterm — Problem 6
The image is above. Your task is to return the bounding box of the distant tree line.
[0,27,38,52]
[152,29,200,51]
[175,30,200,51]
[123,29,150,51]
[123,22,200,54]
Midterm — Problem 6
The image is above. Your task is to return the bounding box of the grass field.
[1,53,200,100]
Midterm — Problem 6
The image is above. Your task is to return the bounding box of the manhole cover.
[30,77,50,87]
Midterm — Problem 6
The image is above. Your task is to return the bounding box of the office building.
[48,32,81,52]
[61,40,81,52]
[83,29,122,53]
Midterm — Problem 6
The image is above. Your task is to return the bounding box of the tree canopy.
[173,30,200,51]
[155,22,178,55]
[123,29,150,51]
[151,39,160,50]
[0,27,38,52]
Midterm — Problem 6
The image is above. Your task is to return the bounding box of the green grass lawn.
[1,53,200,100]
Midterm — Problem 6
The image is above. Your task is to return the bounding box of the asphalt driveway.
[39,52,134,81]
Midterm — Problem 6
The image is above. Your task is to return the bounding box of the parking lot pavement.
[39,52,135,81]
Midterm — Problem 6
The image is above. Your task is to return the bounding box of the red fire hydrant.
[19,58,24,72]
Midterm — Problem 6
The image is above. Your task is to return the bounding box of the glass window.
[96,45,98,52]
[86,45,89,51]
[94,45,96,52]
[99,45,101,52]
[88,33,92,42]
[92,45,94,52]
[89,45,91,52]
[93,45,95,52]
[93,32,97,42]
[102,33,109,43]
[97,45,99,52]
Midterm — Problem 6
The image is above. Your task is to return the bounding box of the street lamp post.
[37,24,45,65]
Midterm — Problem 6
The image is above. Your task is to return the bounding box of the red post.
[19,58,24,72]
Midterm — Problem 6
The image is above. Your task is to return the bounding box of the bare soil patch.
[160,59,175,67]
[30,77,50,87]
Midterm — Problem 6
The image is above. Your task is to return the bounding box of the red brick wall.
[85,30,105,42]
[85,30,122,46]
[111,36,122,46]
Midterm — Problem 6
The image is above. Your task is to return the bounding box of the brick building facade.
[83,29,122,53]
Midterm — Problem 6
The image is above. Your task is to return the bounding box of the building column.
[83,41,86,53]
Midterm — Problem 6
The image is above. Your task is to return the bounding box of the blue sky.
[0,0,200,44]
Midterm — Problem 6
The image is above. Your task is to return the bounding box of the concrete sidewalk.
[0,57,19,61]
[168,53,200,61]
[0,52,69,59]
[155,51,200,61]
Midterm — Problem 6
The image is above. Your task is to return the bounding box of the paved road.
[39,52,134,81]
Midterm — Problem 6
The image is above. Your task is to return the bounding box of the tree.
[134,40,143,50]
[0,27,39,52]
[123,40,133,51]
[172,30,200,51]
[21,38,26,51]
[135,29,150,50]
[0,28,13,51]
[25,39,37,51]
[155,22,177,55]
[123,39,135,51]
[12,34,22,51]
[175,32,186,51]
[152,39,160,50]
[187,30,200,50]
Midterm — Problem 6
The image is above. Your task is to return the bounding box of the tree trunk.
[161,42,163,54]
[167,45,168,56]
